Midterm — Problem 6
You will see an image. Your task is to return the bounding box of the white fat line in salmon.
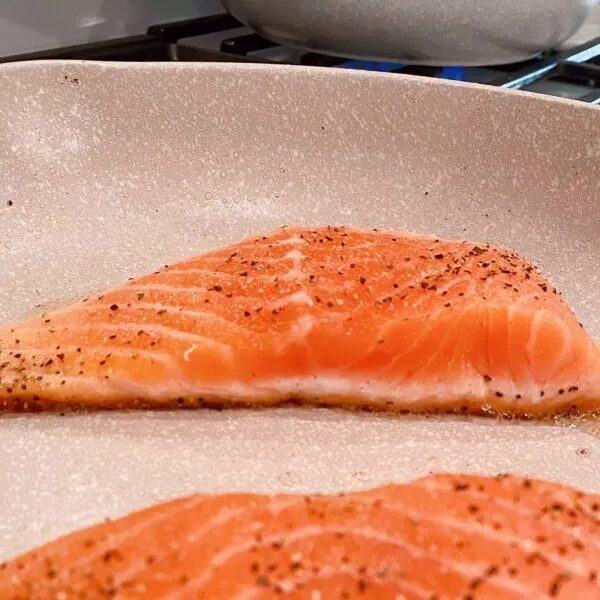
[111,498,302,589]
[162,526,538,600]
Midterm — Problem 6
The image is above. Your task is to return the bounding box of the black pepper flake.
[468,578,484,590]
[7,200,13,207]
[212,285,222,292]
[495,391,504,398]
[359,276,366,284]
[486,565,499,577]
[157,309,167,315]
[56,353,65,361]
[549,573,570,597]
[239,271,248,277]
[568,386,579,393]
[102,549,122,562]
[244,311,251,317]
[454,483,470,491]
[109,304,119,311]
[137,292,145,300]
[434,253,444,260]
[256,575,270,587]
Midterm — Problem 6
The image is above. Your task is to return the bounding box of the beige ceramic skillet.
[0,61,598,560]
[223,0,599,65]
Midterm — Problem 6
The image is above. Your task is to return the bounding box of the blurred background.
[0,0,598,101]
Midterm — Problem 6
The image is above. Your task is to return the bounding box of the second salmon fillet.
[2,473,600,599]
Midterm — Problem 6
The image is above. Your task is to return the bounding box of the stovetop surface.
[1,12,599,104]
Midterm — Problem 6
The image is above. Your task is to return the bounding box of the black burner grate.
[145,13,600,103]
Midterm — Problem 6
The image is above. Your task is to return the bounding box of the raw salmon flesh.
[0,226,598,415]
[1,473,599,599]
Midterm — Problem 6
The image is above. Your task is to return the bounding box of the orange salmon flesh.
[0,226,598,415]
[1,473,600,599]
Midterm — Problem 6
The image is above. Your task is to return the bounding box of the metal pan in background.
[0,61,598,560]
[222,0,599,65]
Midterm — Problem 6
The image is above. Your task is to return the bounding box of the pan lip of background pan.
[0,58,599,116]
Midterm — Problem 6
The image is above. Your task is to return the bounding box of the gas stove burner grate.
[146,13,600,103]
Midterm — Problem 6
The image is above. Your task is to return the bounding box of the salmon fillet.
[0,225,598,415]
[2,473,600,599]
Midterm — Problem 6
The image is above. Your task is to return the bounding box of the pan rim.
[0,58,599,116]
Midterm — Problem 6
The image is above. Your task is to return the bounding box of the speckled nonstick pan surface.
[0,61,598,560]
